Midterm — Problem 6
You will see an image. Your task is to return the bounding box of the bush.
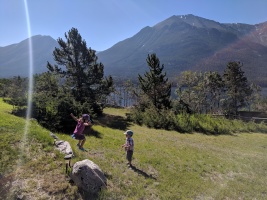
[129,105,267,134]
[127,107,144,125]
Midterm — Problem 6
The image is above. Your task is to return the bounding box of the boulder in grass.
[70,159,107,194]
[54,140,73,156]
[50,132,73,157]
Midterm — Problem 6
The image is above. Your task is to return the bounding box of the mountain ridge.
[0,35,58,77]
[97,14,267,84]
[1,14,267,85]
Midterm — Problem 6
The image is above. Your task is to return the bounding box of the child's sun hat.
[124,130,133,136]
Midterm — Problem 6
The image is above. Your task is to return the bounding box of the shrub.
[129,102,267,134]
[174,113,193,133]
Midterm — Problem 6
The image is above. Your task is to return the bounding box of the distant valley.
[1,14,267,85]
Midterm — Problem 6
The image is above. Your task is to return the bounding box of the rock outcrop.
[50,132,74,159]
[54,140,73,156]
[70,159,107,194]
[50,132,106,194]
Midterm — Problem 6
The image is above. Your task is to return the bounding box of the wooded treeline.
[108,60,267,115]
[0,28,266,133]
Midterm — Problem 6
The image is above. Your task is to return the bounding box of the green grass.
[1,100,267,199]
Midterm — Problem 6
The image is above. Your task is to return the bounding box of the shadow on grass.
[0,174,13,199]
[84,126,102,139]
[130,165,157,180]
[95,114,131,131]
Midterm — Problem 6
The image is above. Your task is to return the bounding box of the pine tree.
[138,53,171,110]
[9,76,28,109]
[223,61,252,116]
[47,28,113,114]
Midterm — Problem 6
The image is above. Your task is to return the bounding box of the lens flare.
[20,0,33,153]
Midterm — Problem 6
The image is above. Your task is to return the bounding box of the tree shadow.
[95,114,131,130]
[0,173,14,200]
[130,165,157,180]
[83,126,102,138]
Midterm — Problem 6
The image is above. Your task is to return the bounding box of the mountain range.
[1,14,267,85]
[0,35,58,77]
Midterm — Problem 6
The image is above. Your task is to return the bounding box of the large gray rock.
[70,159,107,194]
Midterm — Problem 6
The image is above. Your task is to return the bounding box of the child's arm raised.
[70,113,78,122]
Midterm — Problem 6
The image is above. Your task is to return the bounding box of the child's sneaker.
[79,147,85,151]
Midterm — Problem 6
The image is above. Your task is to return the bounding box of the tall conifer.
[223,61,252,115]
[138,53,171,110]
[47,28,113,114]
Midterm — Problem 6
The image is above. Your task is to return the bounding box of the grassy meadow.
[1,99,267,199]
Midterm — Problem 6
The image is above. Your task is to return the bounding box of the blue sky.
[1,0,267,51]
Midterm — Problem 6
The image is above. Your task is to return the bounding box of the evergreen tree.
[9,76,28,109]
[47,28,113,114]
[203,71,224,113]
[0,78,12,97]
[223,61,252,116]
[32,72,67,131]
[138,53,171,110]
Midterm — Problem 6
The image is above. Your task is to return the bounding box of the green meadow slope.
[1,99,267,199]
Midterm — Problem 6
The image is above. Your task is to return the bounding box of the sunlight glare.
[21,0,34,153]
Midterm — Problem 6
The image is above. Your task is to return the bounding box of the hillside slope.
[1,100,267,199]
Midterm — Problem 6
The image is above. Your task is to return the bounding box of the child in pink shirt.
[70,113,91,151]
